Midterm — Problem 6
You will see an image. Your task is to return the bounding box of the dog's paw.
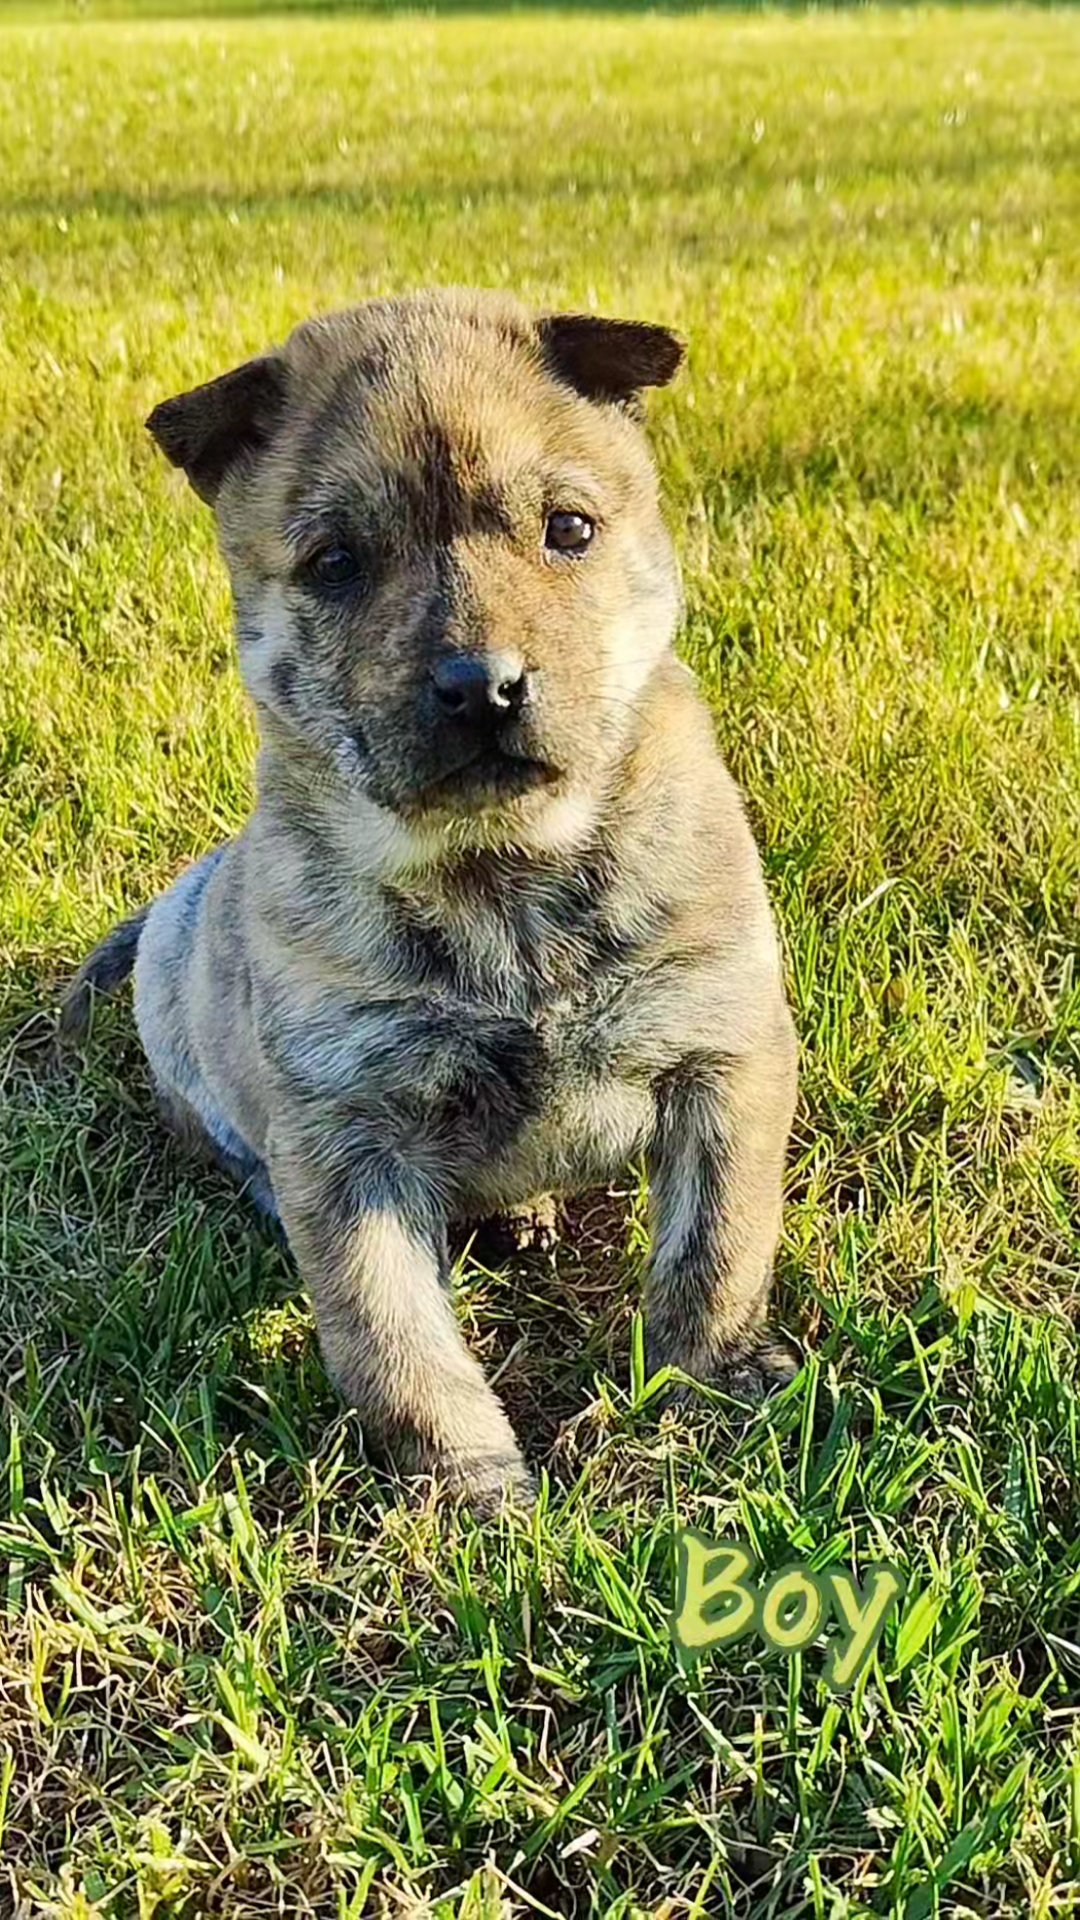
[387,1425,536,1518]
[438,1452,537,1519]
[653,1332,802,1411]
[715,1336,801,1403]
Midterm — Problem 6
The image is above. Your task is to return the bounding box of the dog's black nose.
[431,653,528,725]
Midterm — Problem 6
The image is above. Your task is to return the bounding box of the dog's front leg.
[268,1115,532,1512]
[644,1029,799,1398]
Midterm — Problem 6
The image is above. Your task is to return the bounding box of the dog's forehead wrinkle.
[282,500,351,551]
[279,341,636,553]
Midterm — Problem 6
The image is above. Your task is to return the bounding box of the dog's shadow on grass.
[3,992,639,1492]
[451,1188,640,1461]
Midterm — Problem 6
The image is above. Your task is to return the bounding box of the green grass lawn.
[3,3,1080,1913]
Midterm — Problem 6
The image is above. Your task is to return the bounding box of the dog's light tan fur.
[64,289,798,1510]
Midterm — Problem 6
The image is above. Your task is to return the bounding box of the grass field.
[3,3,1080,1913]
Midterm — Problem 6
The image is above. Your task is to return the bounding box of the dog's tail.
[59,904,151,1042]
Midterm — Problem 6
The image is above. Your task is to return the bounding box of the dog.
[62,288,799,1511]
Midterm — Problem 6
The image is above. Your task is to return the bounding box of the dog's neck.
[255,735,607,886]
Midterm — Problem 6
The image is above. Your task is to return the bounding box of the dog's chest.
[384,864,658,1197]
[390,860,639,1053]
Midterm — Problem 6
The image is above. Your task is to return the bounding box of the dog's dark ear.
[146,356,286,505]
[537,313,684,406]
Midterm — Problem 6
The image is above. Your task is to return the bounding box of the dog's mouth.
[418,747,561,808]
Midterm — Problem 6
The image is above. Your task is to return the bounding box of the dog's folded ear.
[146,356,287,505]
[537,313,685,407]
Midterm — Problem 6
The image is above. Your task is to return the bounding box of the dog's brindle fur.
[63,289,798,1510]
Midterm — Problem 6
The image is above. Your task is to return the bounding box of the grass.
[3,1,1080,1912]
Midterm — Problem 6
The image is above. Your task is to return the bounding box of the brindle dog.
[63,289,799,1511]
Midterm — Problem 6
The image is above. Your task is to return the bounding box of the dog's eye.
[545,511,594,555]
[305,544,364,590]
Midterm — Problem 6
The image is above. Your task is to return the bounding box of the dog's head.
[148,289,684,848]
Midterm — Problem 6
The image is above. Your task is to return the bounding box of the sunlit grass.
[3,5,1080,1913]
